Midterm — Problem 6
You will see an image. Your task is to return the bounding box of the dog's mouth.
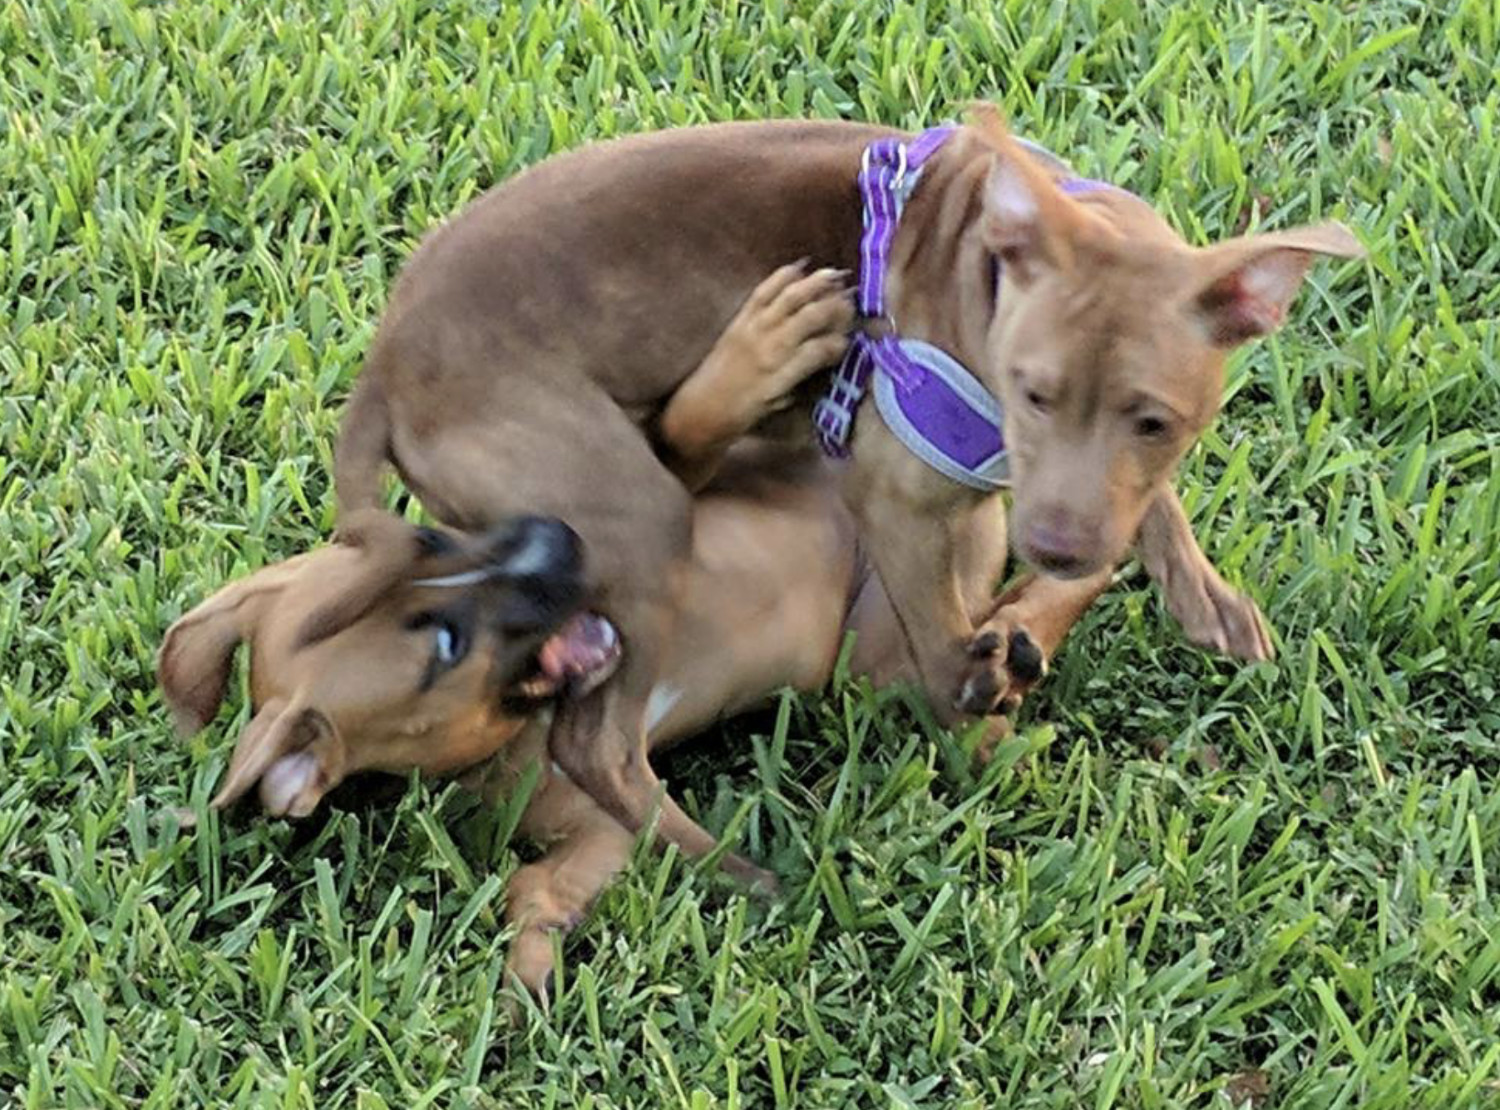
[1018,543,1097,580]
[512,612,623,700]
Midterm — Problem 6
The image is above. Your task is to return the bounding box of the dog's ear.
[969,104,1089,283]
[158,560,305,736]
[295,510,429,647]
[209,697,334,813]
[253,739,337,818]
[1187,222,1365,348]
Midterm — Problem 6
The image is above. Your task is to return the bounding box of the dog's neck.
[882,130,1000,385]
[451,705,554,802]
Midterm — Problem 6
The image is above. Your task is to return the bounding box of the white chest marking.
[644,683,683,734]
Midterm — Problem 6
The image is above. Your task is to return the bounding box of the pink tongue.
[537,613,621,691]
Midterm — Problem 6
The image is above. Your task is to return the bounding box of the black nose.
[487,515,582,580]
[485,516,586,632]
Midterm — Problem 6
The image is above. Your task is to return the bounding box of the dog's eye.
[1134,414,1169,438]
[415,527,455,557]
[1011,367,1049,412]
[433,619,468,666]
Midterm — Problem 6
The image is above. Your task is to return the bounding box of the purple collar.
[813,125,1110,490]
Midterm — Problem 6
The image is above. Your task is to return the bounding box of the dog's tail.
[333,378,392,522]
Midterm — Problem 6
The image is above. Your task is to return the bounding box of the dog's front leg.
[970,485,1272,714]
[657,262,853,492]
[972,568,1116,707]
[843,422,1023,722]
[503,798,635,1007]
[1136,486,1272,661]
[548,633,778,894]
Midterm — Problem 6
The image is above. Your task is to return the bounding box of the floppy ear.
[1187,222,1365,348]
[969,104,1090,283]
[158,560,305,736]
[209,697,328,811]
[295,510,426,647]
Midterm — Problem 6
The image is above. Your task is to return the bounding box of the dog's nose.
[489,515,583,581]
[482,516,587,632]
[1023,513,1095,578]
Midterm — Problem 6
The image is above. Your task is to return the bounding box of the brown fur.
[164,432,1015,994]
[163,254,1348,994]
[328,113,1361,880]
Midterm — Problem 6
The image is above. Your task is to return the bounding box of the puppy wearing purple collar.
[323,108,1362,884]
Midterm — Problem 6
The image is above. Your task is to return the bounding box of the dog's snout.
[1023,510,1097,579]
[483,516,587,632]
[489,515,583,581]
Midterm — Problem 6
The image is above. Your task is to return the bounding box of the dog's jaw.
[535,613,622,696]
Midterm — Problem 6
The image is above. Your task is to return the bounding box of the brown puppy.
[158,511,612,816]
[330,109,1360,882]
[162,434,1013,995]
[165,265,1299,994]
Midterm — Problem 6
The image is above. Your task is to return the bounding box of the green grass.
[2,0,1498,1105]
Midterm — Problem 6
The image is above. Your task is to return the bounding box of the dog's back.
[334,119,880,529]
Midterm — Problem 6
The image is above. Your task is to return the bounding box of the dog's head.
[968,107,1364,578]
[158,510,621,817]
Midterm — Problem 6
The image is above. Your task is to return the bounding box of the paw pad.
[968,629,1003,658]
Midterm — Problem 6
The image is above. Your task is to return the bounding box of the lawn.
[2,0,1498,1105]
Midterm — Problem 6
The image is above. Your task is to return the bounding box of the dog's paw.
[717,853,782,899]
[733,261,854,403]
[504,908,585,1011]
[1164,564,1273,662]
[954,618,1046,717]
[664,263,853,461]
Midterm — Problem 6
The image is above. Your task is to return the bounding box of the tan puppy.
[164,267,1291,994]
[330,108,1362,883]
[162,433,1050,995]
[158,511,616,816]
